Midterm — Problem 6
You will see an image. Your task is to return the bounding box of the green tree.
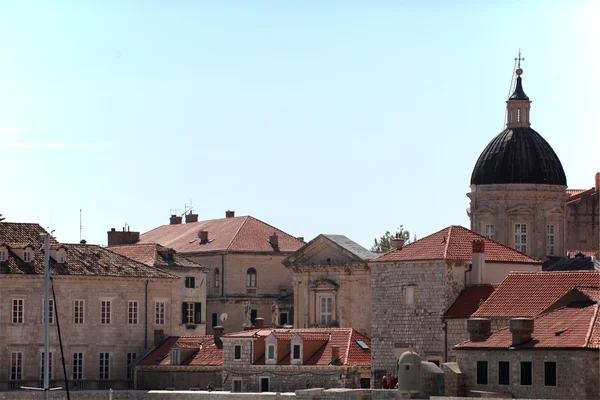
[371,225,411,252]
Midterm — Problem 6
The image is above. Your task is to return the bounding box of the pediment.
[507,205,535,215]
[473,206,496,216]
[283,234,368,266]
[310,278,339,290]
[544,206,565,215]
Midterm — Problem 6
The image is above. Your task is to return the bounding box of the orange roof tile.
[374,226,540,264]
[473,271,600,318]
[109,243,203,269]
[444,285,496,318]
[567,187,596,204]
[568,250,598,258]
[138,216,304,254]
[138,336,222,367]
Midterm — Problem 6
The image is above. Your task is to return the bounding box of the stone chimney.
[297,237,304,242]
[153,329,165,347]
[255,317,265,329]
[107,227,140,246]
[185,213,199,223]
[331,345,340,364]
[510,318,534,346]
[595,172,599,192]
[170,215,182,225]
[226,210,235,218]
[392,238,405,250]
[467,318,491,341]
[198,230,209,244]
[270,233,279,249]
[472,239,485,284]
[213,326,224,348]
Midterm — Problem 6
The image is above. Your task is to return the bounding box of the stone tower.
[467,64,569,260]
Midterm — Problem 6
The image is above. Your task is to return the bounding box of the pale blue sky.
[1,1,598,248]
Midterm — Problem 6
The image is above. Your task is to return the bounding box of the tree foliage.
[371,225,412,252]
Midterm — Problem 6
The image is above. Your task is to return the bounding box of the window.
[74,300,85,324]
[10,352,23,381]
[182,302,201,324]
[234,345,242,360]
[57,251,65,264]
[99,353,110,380]
[232,379,243,392]
[485,224,495,239]
[212,313,218,327]
[246,268,257,288]
[170,349,180,365]
[126,353,136,380]
[101,300,111,324]
[251,309,257,325]
[128,301,138,325]
[40,352,53,380]
[547,225,555,256]
[72,353,83,380]
[476,361,488,385]
[520,361,532,386]
[280,312,288,326]
[293,344,301,360]
[12,299,24,324]
[42,299,54,324]
[214,268,220,287]
[267,345,275,360]
[0,247,7,261]
[260,377,270,392]
[155,301,165,325]
[514,223,527,253]
[544,361,557,386]
[24,249,32,262]
[498,361,510,385]
[320,297,333,325]
[185,276,195,288]
[406,286,415,308]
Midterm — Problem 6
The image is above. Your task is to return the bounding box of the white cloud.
[0,127,22,134]
[0,141,111,149]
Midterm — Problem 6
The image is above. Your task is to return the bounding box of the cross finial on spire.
[514,49,525,69]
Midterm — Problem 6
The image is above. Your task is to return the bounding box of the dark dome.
[471,127,567,186]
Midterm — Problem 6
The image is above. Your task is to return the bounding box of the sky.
[1,1,599,249]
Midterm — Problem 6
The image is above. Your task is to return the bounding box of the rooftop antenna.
[183,199,193,216]
[504,49,525,127]
[79,209,82,243]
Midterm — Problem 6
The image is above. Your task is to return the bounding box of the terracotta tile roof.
[567,187,596,204]
[109,243,203,269]
[223,328,370,366]
[457,303,600,350]
[472,271,600,318]
[0,222,58,246]
[444,285,497,318]
[138,336,222,366]
[138,216,305,254]
[373,225,541,264]
[567,250,598,258]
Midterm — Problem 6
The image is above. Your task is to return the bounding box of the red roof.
[138,216,305,254]
[138,336,222,367]
[473,271,600,318]
[568,250,598,258]
[567,187,596,204]
[444,285,497,318]
[374,226,541,264]
[457,303,600,350]
[109,243,203,269]
[223,328,370,366]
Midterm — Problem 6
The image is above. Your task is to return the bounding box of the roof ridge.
[584,304,599,348]
[226,216,250,251]
[455,225,541,262]
[442,226,452,259]
[248,216,303,242]
[101,246,180,279]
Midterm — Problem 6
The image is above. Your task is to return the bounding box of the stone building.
[0,222,190,391]
[135,333,222,390]
[282,234,376,336]
[220,321,371,392]
[108,211,305,334]
[369,225,541,387]
[109,243,207,334]
[468,66,599,261]
[455,287,600,399]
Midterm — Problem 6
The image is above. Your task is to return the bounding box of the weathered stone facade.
[455,349,599,399]
[566,188,599,255]
[445,318,509,361]
[135,366,221,390]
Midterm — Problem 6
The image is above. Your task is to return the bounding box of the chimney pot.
[270,233,279,249]
[472,239,485,253]
[198,230,209,244]
[467,318,491,341]
[255,317,265,329]
[510,318,534,346]
[153,329,165,347]
[111,228,116,232]
[213,326,224,348]
[392,238,405,250]
[331,345,340,364]
[226,210,235,218]
[170,215,183,225]
[185,213,199,223]
[595,172,600,193]
[297,237,304,242]
[107,228,140,246]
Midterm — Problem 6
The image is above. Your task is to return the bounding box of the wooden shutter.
[194,302,202,324]
[181,303,187,324]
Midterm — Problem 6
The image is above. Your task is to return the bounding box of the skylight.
[356,340,369,350]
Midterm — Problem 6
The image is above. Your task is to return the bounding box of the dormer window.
[170,348,180,365]
[0,247,7,262]
[57,249,66,264]
[23,249,33,263]
[292,345,301,360]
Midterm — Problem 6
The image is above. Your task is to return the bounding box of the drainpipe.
[144,280,149,348]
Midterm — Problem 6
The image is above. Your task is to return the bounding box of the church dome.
[470,127,567,185]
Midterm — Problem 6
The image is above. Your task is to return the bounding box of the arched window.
[246,268,257,288]
[517,108,521,122]
[214,268,220,288]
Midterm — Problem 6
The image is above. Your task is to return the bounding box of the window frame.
[405,286,416,308]
[170,348,180,366]
[476,360,488,385]
[214,268,220,288]
[74,300,85,324]
[184,276,195,288]
[10,351,23,381]
[126,352,137,380]
[234,345,242,361]
[0,247,7,262]
[498,360,510,386]
[292,344,301,360]
[514,223,527,253]
[547,224,555,256]
[185,302,195,324]
[246,268,257,288]
[42,299,54,324]
[40,351,54,380]
[520,360,532,386]
[484,224,495,239]
[232,379,243,392]
[128,301,139,325]
[100,300,112,324]
[99,352,110,380]
[544,361,557,387]
[267,345,275,360]
[23,249,32,262]
[12,298,24,324]
[320,296,333,325]
[155,301,166,325]
[72,352,84,380]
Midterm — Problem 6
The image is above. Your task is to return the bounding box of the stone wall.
[455,348,599,399]
[566,190,599,254]
[136,367,221,390]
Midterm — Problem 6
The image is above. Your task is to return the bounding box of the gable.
[283,235,366,266]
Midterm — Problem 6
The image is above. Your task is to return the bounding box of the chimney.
[213,326,224,348]
[153,329,165,347]
[107,227,140,246]
[185,213,199,223]
[331,345,340,364]
[391,238,405,250]
[467,318,491,341]
[472,239,485,285]
[198,230,209,244]
[255,317,265,329]
[595,172,600,193]
[510,318,534,346]
[170,215,182,225]
[80,239,87,244]
[297,237,304,242]
[226,210,235,218]
[269,233,279,249]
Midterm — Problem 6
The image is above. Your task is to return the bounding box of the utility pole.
[43,233,50,400]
